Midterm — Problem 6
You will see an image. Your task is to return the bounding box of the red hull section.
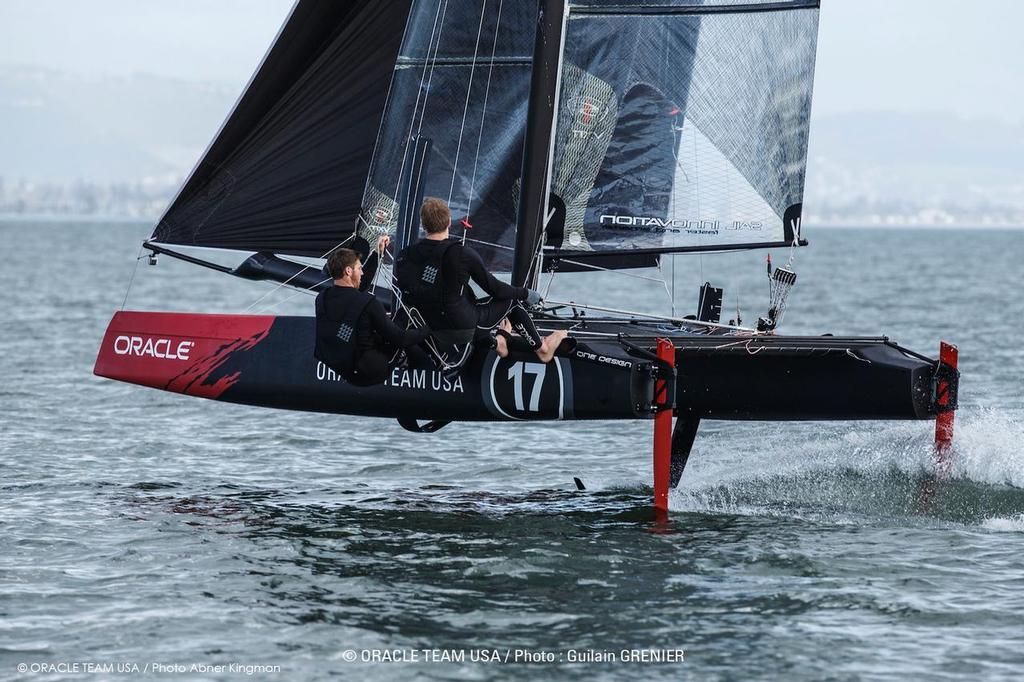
[94,311,275,400]
[92,310,650,421]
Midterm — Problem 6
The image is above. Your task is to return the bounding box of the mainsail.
[358,0,537,271]
[543,0,819,270]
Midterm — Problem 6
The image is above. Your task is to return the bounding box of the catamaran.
[94,0,959,516]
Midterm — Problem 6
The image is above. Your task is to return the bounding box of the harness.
[313,286,373,379]
[394,239,475,370]
[395,239,466,329]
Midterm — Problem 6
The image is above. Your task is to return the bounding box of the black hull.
[675,336,936,420]
[95,312,951,423]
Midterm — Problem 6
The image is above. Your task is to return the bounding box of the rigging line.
[542,298,754,332]
[447,0,489,206]
[463,235,514,251]
[414,0,450,142]
[661,275,674,312]
[254,275,333,314]
[549,256,671,285]
[380,249,466,371]
[691,118,705,284]
[119,244,146,311]
[655,256,672,313]
[654,257,672,312]
[392,0,448,203]
[360,0,417,204]
[671,253,676,317]
[541,267,556,300]
[465,0,504,217]
[241,233,356,313]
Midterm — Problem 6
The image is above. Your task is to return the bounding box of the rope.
[413,0,449,142]
[253,275,333,314]
[463,235,514,251]
[379,250,470,372]
[392,0,449,204]
[447,0,489,206]
[543,298,752,332]
[465,0,504,220]
[242,232,355,313]
[119,244,146,311]
[548,256,670,285]
[668,253,674,317]
[542,268,556,300]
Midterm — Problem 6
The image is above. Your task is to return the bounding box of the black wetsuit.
[397,238,543,349]
[314,248,428,386]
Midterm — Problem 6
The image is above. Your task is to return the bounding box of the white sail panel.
[666,116,785,247]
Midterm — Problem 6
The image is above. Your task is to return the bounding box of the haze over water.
[2,222,1023,680]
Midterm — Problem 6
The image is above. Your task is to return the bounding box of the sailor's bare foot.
[495,334,509,358]
[495,319,512,358]
[535,330,568,363]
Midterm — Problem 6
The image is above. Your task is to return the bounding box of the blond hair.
[420,197,451,234]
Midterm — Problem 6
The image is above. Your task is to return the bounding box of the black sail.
[151,0,414,257]
[358,0,537,272]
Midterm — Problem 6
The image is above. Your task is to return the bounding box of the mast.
[512,0,568,289]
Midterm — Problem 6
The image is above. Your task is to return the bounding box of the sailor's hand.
[376,235,391,254]
[525,289,543,307]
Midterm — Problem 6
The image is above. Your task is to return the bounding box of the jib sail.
[151,1,414,257]
[543,0,819,270]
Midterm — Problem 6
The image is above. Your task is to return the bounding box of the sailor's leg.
[505,302,544,350]
[404,343,433,369]
[475,300,566,362]
[349,348,391,386]
[474,298,518,332]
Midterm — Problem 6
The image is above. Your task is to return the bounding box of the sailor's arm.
[459,245,529,301]
[355,235,389,292]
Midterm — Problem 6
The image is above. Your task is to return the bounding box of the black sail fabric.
[151,1,414,257]
[545,0,819,267]
[358,0,536,272]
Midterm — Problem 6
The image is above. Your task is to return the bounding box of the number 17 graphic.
[507,362,547,412]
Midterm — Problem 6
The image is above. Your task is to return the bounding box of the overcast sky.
[1,0,1021,123]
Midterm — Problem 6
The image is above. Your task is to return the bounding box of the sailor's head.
[326,248,363,288]
[420,197,451,235]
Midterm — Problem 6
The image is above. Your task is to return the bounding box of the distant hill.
[1,66,1021,223]
[806,111,1024,219]
[0,65,237,182]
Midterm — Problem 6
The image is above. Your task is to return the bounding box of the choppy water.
[2,221,1023,681]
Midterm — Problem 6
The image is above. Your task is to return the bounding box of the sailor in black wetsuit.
[396,197,567,364]
[314,237,429,386]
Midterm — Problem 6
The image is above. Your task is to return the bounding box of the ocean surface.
[2,221,1023,681]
